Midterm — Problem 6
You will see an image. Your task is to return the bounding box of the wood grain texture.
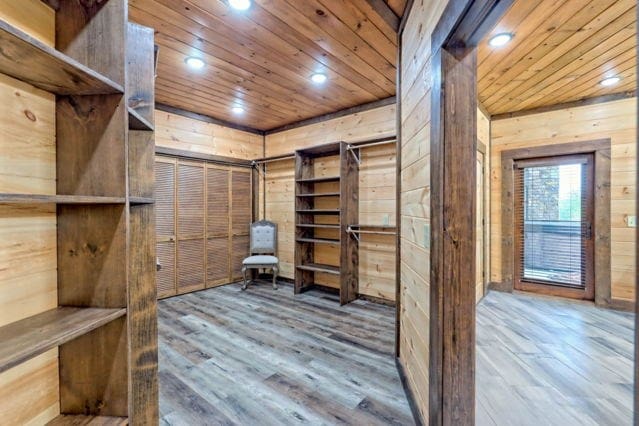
[0,349,60,426]
[478,0,637,116]
[476,291,634,425]
[490,98,637,302]
[126,22,155,128]
[398,0,450,421]
[0,20,123,95]
[157,283,415,425]
[155,109,263,160]
[47,415,129,425]
[57,205,127,308]
[0,307,126,373]
[59,317,129,417]
[0,4,58,425]
[129,0,398,130]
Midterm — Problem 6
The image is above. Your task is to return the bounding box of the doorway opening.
[514,154,594,300]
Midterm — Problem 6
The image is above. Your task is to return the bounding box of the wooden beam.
[491,91,637,120]
[365,0,400,31]
[265,96,396,135]
[155,103,265,135]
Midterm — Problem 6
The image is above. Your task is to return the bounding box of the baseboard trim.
[358,294,396,307]
[395,357,425,426]
[487,281,512,292]
[601,298,635,312]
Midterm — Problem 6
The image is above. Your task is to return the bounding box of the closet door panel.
[231,169,251,236]
[177,239,205,293]
[207,237,229,287]
[155,157,176,298]
[231,235,250,280]
[156,241,176,298]
[177,161,205,238]
[207,165,230,237]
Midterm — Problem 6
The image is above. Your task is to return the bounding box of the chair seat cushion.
[242,255,279,266]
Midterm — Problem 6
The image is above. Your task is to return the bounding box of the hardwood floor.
[476,291,635,426]
[157,282,414,425]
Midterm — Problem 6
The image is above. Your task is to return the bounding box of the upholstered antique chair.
[241,220,279,290]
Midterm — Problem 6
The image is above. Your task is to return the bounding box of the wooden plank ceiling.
[129,0,407,131]
[479,0,637,116]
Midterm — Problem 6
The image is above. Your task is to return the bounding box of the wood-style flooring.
[476,291,635,426]
[157,282,414,425]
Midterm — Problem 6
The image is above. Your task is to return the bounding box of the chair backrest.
[250,220,277,255]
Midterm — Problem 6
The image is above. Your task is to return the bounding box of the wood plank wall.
[0,1,60,424]
[154,110,263,160]
[263,105,397,300]
[490,97,637,303]
[399,0,450,420]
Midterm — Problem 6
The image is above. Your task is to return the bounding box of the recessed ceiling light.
[311,73,328,84]
[488,33,513,47]
[185,56,205,69]
[600,76,621,87]
[229,0,251,10]
[231,106,245,114]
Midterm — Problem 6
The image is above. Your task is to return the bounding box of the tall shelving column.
[0,1,159,423]
[126,22,159,424]
[294,142,359,305]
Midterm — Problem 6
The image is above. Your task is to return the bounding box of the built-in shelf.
[296,192,340,197]
[46,414,128,425]
[296,209,340,215]
[128,107,154,131]
[0,307,127,374]
[0,20,123,95]
[129,196,155,205]
[296,223,340,229]
[350,224,397,229]
[297,263,340,275]
[296,237,340,244]
[296,176,340,184]
[0,193,126,204]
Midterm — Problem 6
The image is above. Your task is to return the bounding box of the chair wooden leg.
[272,265,278,290]
[241,266,249,290]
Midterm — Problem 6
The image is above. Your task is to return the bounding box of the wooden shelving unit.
[0,3,158,424]
[294,142,359,305]
[0,307,126,373]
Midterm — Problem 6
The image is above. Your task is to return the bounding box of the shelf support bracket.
[347,145,361,165]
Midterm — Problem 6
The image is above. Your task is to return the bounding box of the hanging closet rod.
[347,138,396,151]
[252,154,296,165]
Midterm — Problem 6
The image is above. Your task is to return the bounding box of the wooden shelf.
[47,415,128,425]
[0,193,126,204]
[296,209,340,215]
[297,192,340,197]
[0,307,126,373]
[296,237,340,244]
[350,224,397,229]
[128,107,154,131]
[296,176,340,183]
[0,20,123,95]
[296,223,340,229]
[129,196,155,205]
[297,263,340,275]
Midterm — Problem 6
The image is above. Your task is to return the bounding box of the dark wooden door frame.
[429,1,514,424]
[500,141,612,306]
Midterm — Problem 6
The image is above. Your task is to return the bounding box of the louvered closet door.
[155,157,177,298]
[230,168,252,280]
[207,165,230,287]
[177,160,206,294]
